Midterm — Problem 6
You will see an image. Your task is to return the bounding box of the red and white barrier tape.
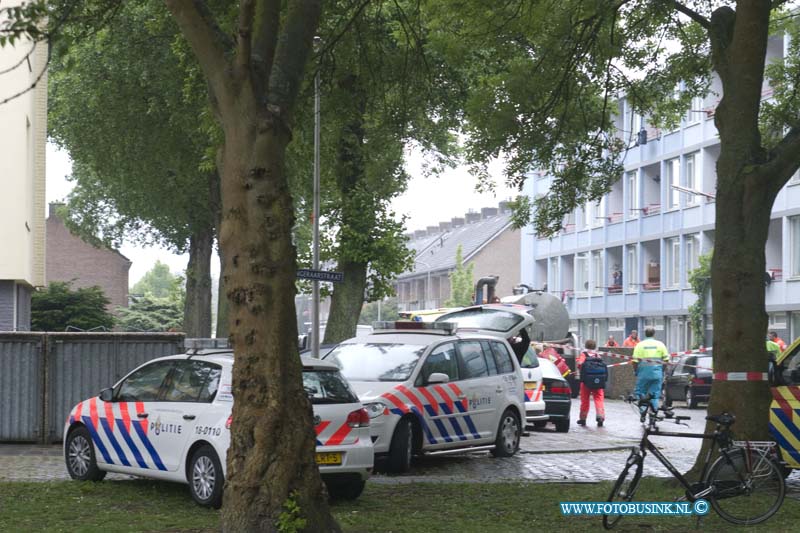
[713,372,768,382]
[535,341,711,363]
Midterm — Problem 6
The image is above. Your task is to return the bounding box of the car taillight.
[226,415,232,429]
[692,377,707,385]
[346,408,370,428]
[550,386,571,395]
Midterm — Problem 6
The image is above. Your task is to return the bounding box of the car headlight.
[363,402,388,419]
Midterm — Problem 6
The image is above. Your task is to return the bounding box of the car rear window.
[436,308,524,332]
[302,369,359,404]
[324,343,426,382]
[695,356,713,376]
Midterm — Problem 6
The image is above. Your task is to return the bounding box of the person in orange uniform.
[605,336,619,347]
[576,340,607,427]
[768,331,786,352]
[623,330,640,348]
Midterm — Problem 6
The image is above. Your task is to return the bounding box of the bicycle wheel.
[603,452,643,530]
[705,447,785,525]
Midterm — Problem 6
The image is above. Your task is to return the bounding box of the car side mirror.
[99,387,114,402]
[427,372,450,384]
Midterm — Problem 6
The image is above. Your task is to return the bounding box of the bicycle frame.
[633,414,746,499]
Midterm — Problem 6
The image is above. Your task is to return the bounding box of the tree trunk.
[323,261,367,344]
[218,108,338,532]
[689,3,776,475]
[183,225,214,337]
[321,73,369,344]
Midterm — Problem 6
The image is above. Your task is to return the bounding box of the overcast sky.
[46,142,518,286]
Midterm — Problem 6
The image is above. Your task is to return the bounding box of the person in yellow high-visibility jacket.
[632,327,670,412]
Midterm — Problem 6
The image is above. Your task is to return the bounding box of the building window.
[770,313,787,329]
[549,257,560,293]
[576,252,589,295]
[608,319,624,331]
[686,96,704,124]
[667,158,680,209]
[644,317,665,331]
[790,216,800,278]
[627,245,638,293]
[627,171,638,219]
[591,251,603,295]
[685,153,698,206]
[592,198,605,227]
[685,234,700,279]
[665,237,681,288]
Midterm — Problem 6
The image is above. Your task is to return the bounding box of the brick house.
[46,203,132,313]
[395,201,520,311]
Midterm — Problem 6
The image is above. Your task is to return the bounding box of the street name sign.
[296,269,344,283]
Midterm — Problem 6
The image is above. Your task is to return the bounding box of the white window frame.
[627,245,638,293]
[591,251,603,295]
[549,257,561,293]
[770,313,787,329]
[790,216,800,278]
[575,252,590,296]
[667,158,681,209]
[685,153,699,206]
[685,234,700,280]
[665,237,681,289]
[627,171,639,219]
[686,96,704,124]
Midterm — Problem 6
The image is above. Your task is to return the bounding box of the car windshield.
[324,343,426,382]
[519,347,540,368]
[302,369,359,404]
[436,308,524,333]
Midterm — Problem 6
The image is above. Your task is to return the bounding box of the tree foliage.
[688,250,712,348]
[445,245,474,307]
[359,297,400,325]
[31,282,114,332]
[131,261,185,301]
[117,295,183,332]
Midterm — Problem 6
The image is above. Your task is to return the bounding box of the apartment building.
[0,8,47,331]
[521,34,796,351]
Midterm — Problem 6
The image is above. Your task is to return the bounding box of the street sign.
[297,269,344,283]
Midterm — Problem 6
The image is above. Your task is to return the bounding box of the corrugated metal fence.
[0,332,184,443]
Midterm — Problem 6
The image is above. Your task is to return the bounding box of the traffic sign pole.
[312,59,321,359]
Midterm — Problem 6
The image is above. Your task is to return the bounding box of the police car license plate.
[524,382,537,390]
[315,452,342,465]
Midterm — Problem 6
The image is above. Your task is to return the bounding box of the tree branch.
[252,0,281,93]
[267,0,322,117]
[163,0,232,106]
[765,127,800,193]
[236,0,255,72]
[670,0,710,29]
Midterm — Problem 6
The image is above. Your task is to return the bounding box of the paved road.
[2,399,799,495]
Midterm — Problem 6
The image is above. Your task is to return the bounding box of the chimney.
[427,225,440,235]
[499,200,511,213]
[414,229,427,239]
[49,202,65,218]
[439,221,452,232]
[481,207,498,219]
[451,217,465,228]
[465,212,481,224]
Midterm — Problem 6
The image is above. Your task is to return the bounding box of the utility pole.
[312,39,321,358]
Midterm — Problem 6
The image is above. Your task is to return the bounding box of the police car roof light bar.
[184,338,230,352]
[372,321,457,335]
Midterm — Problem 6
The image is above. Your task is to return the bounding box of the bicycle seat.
[706,413,736,426]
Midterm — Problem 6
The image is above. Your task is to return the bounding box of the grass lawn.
[0,478,797,532]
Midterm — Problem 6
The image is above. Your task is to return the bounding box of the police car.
[435,305,549,427]
[323,321,525,473]
[62,347,373,507]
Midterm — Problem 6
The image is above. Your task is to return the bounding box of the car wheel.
[326,478,366,500]
[189,445,224,508]
[555,418,570,433]
[491,409,521,458]
[65,426,106,482]
[686,388,698,409]
[387,418,414,473]
[532,420,548,429]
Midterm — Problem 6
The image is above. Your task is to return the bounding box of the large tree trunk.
[183,225,214,337]
[689,2,777,474]
[322,73,369,344]
[323,261,367,343]
[218,111,338,532]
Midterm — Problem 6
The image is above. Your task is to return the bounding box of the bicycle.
[602,395,785,529]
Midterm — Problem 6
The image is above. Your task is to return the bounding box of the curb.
[519,445,633,455]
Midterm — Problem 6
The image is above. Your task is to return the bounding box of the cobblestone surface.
[2,399,799,498]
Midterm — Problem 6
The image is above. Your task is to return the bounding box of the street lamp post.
[415,259,432,309]
[311,41,321,358]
